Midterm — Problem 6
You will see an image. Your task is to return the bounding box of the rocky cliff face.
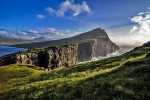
[78,40,97,62]
[0,40,118,68]
[0,44,78,69]
[0,28,119,69]
[96,37,119,57]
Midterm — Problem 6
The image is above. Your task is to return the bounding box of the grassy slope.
[0,47,150,100]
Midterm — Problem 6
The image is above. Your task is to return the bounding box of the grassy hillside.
[0,46,150,99]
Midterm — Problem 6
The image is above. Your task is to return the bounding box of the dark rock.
[78,40,96,62]
[38,51,49,68]
[0,54,17,66]
[146,53,150,58]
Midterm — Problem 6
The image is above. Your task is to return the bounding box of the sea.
[0,46,27,57]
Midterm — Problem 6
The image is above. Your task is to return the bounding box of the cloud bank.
[130,7,150,43]
[0,28,81,41]
[46,0,91,17]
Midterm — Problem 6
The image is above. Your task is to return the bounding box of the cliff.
[12,28,119,57]
[0,28,119,69]
[12,28,119,51]
[0,40,118,69]
[0,44,78,69]
[78,40,97,62]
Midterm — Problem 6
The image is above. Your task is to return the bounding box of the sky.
[0,0,150,44]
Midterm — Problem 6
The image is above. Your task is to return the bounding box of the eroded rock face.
[16,53,38,65]
[46,45,78,69]
[0,44,78,69]
[78,40,97,62]
[0,39,119,69]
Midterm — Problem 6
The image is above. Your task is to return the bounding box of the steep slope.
[0,36,34,45]
[13,28,119,57]
[12,28,115,48]
[0,42,150,99]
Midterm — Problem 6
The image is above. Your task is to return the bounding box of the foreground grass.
[0,47,150,100]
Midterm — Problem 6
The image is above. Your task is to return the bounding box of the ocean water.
[0,46,27,57]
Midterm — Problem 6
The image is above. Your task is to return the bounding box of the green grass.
[0,47,150,100]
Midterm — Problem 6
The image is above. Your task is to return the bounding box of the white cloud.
[130,9,150,43]
[39,27,81,40]
[130,26,138,33]
[137,12,145,15]
[0,28,82,41]
[46,0,91,17]
[37,15,46,19]
[18,31,28,35]
[46,7,55,15]
[28,30,39,34]
[0,31,8,35]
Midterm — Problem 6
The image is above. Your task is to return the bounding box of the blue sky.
[0,0,150,43]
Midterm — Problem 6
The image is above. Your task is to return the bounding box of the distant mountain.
[13,28,117,49]
[33,37,52,42]
[13,28,119,57]
[0,36,35,45]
